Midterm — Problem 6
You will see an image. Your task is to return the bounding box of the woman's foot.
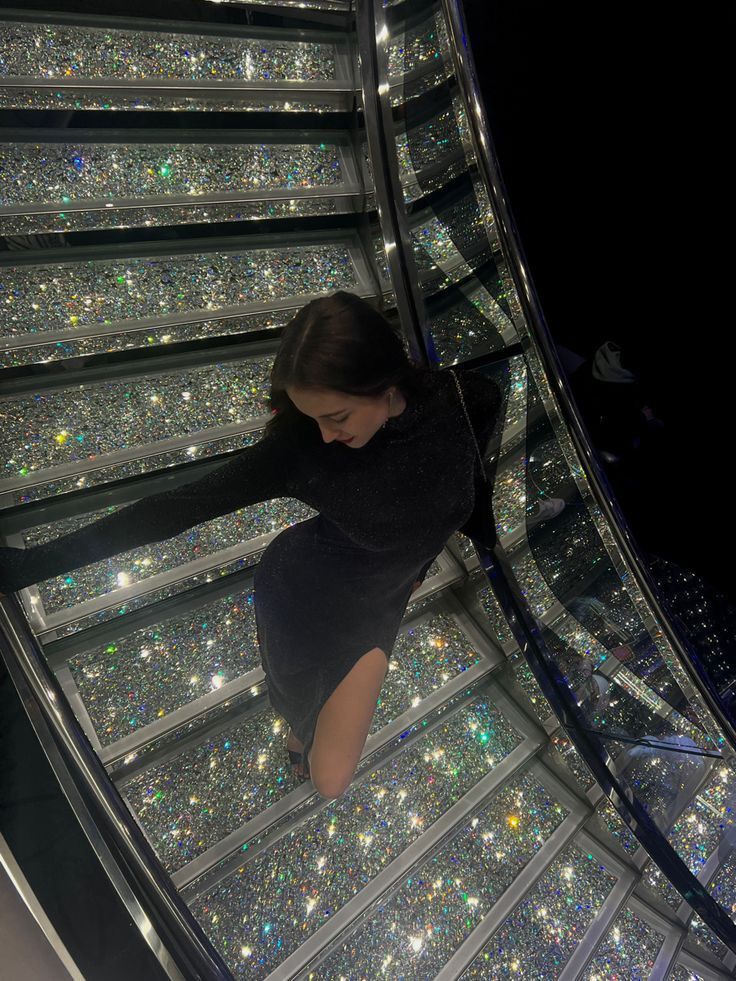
[287,729,309,780]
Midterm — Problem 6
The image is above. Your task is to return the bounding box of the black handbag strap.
[449,368,487,480]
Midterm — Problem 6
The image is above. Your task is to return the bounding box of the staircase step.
[0,132,363,235]
[0,15,354,113]
[15,497,312,622]
[114,604,502,872]
[2,302,296,375]
[445,837,618,979]
[306,759,572,978]
[0,236,364,362]
[77,579,476,755]
[181,682,528,977]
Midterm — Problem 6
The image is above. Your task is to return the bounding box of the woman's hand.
[410,580,421,595]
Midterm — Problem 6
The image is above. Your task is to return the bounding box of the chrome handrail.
[0,594,233,981]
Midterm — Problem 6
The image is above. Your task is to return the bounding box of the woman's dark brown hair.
[264,291,435,439]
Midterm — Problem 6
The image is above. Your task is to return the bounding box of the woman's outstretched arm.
[0,431,292,594]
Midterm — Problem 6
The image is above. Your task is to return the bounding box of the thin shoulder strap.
[449,368,486,473]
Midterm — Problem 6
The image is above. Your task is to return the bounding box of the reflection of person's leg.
[309,647,389,799]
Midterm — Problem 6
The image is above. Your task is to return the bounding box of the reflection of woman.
[0,292,502,798]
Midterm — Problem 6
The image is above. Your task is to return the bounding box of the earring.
[382,389,394,428]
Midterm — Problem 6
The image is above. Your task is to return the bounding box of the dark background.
[461,1,732,600]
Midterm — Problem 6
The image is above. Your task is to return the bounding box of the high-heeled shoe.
[288,747,311,781]
[286,749,309,783]
[287,729,311,781]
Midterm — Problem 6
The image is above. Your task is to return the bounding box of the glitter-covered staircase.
[1,2,736,980]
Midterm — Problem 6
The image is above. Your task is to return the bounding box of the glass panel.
[494,357,733,852]
[387,0,736,934]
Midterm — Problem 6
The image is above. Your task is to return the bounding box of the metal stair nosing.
[0,183,366,223]
[0,6,354,42]
[0,125,359,146]
[173,655,506,898]
[0,80,356,115]
[267,738,545,981]
[0,224,374,267]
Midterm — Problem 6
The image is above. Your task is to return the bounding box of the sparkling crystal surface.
[581,906,665,979]
[461,843,616,978]
[188,695,521,977]
[122,612,490,869]
[0,244,357,342]
[315,768,568,978]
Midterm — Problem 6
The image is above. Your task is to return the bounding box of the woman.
[0,291,503,799]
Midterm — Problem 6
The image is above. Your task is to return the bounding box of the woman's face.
[287,386,394,448]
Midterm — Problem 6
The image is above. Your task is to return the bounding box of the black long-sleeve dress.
[0,367,503,771]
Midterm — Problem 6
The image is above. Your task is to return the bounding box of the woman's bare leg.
[308,646,389,799]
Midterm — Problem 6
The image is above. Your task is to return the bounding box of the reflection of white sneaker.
[526,498,566,528]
